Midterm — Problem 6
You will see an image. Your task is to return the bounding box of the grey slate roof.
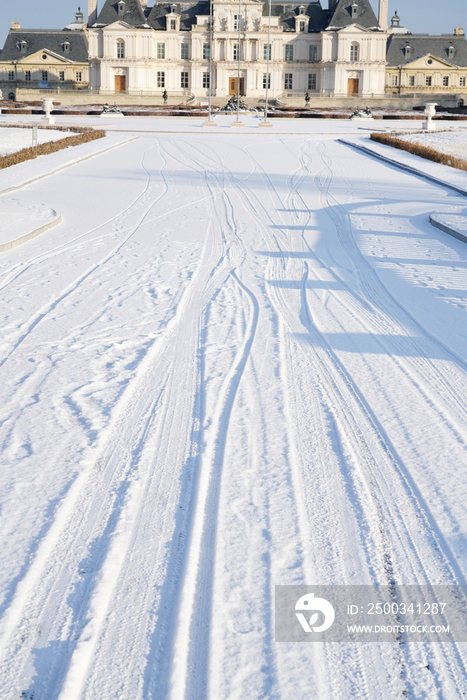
[263,2,329,33]
[0,30,88,62]
[386,34,467,67]
[327,0,379,30]
[147,2,209,31]
[95,0,148,27]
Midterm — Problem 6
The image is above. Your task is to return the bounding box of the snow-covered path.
[1,124,467,699]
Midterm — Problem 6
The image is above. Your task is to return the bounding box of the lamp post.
[231,0,244,126]
[259,0,273,127]
[203,0,217,126]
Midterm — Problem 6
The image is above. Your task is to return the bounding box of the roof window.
[448,43,454,59]
[118,1,126,16]
[351,2,358,18]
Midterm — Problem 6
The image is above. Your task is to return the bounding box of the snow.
[1,116,467,699]
[397,129,467,160]
[0,127,74,157]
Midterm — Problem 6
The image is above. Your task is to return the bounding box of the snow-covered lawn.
[0,126,73,156]
[397,129,467,160]
[1,118,467,699]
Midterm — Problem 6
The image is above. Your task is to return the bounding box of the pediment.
[404,53,456,69]
[334,23,375,34]
[103,20,138,31]
[17,49,73,65]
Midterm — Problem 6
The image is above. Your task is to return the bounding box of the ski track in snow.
[0,129,467,699]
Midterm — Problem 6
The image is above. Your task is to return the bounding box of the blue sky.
[0,1,465,48]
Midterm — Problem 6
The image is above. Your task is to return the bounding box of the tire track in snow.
[0,141,244,699]
[311,140,467,697]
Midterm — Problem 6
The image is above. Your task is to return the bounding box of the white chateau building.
[87,0,389,99]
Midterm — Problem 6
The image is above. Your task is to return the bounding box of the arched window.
[350,42,359,62]
[117,40,125,59]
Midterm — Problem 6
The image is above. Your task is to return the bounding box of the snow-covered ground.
[397,129,467,160]
[0,127,72,156]
[1,117,467,699]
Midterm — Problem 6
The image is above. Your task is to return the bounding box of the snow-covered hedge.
[0,126,105,170]
[370,131,467,171]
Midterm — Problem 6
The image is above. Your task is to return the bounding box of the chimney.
[378,0,389,30]
[88,0,98,26]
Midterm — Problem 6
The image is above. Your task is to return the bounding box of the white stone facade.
[88,0,387,99]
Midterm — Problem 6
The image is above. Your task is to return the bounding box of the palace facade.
[1,1,467,106]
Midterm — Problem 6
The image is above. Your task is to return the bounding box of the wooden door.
[347,78,359,95]
[115,75,126,92]
[229,77,245,95]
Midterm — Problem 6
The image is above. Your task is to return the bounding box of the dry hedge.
[0,127,106,170]
[370,132,467,171]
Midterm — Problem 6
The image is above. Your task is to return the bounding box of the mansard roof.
[262,1,329,33]
[147,2,209,31]
[327,0,379,30]
[386,34,467,67]
[0,30,88,62]
[95,0,149,28]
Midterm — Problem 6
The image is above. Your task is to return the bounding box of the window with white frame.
[157,43,165,59]
[426,76,432,86]
[75,72,82,82]
[461,76,466,87]
[233,14,240,30]
[157,71,165,87]
[309,45,317,62]
[285,45,294,61]
[443,76,449,86]
[350,43,359,62]
[25,70,31,81]
[409,75,415,86]
[299,20,306,32]
[308,73,317,90]
[233,44,240,60]
[181,43,189,59]
[391,75,398,86]
[203,43,210,60]
[117,41,125,58]
[8,71,14,81]
[42,71,48,81]
[203,72,210,88]
[263,43,271,60]
[284,73,293,89]
[262,72,270,88]
[170,18,176,30]
[181,71,188,88]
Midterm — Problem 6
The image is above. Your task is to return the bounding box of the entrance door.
[115,75,126,92]
[347,78,359,96]
[229,77,245,96]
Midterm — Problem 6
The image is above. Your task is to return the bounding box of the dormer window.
[298,5,305,15]
[351,2,358,18]
[404,43,411,58]
[63,38,71,53]
[171,3,177,12]
[299,20,306,32]
[117,1,125,17]
[17,38,28,52]
[448,44,454,59]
